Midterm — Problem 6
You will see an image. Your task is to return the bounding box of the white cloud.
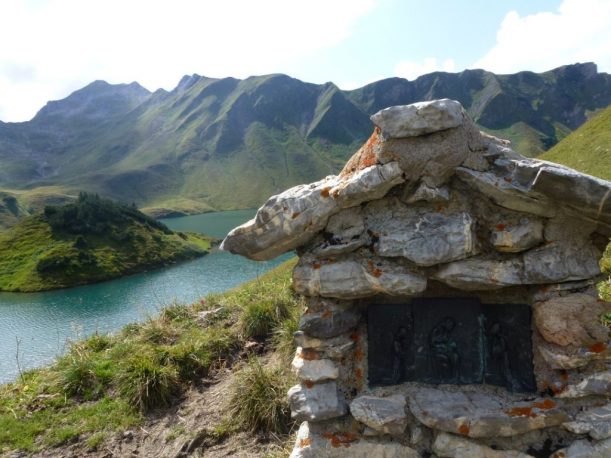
[0,0,376,121]
[394,58,456,81]
[474,0,611,74]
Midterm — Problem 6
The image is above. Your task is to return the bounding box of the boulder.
[521,241,601,284]
[220,161,404,260]
[288,382,347,422]
[293,253,427,299]
[292,349,339,383]
[564,403,611,440]
[370,99,464,138]
[289,421,419,458]
[349,394,407,435]
[433,432,533,458]
[533,294,610,347]
[408,387,568,438]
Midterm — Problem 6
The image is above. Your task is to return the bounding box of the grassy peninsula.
[0,259,299,456]
[0,193,213,292]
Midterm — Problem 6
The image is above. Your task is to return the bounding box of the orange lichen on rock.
[350,331,359,342]
[320,187,331,198]
[339,129,381,177]
[355,368,363,380]
[304,381,314,389]
[589,342,607,353]
[299,438,312,448]
[323,432,358,448]
[321,310,332,319]
[354,348,364,361]
[495,223,506,231]
[292,212,301,219]
[507,406,537,418]
[458,423,470,436]
[299,349,319,361]
[533,399,556,410]
[312,262,321,269]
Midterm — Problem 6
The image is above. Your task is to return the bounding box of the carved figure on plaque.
[389,326,409,384]
[487,321,517,391]
[429,317,459,382]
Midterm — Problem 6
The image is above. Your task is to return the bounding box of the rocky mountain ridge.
[0,63,609,217]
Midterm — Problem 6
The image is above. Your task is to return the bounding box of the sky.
[0,0,610,122]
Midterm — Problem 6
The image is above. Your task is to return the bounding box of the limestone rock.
[364,199,478,266]
[292,349,339,383]
[522,241,601,284]
[518,160,611,232]
[312,207,367,256]
[370,99,464,138]
[289,421,419,458]
[533,294,610,347]
[408,387,568,438]
[538,344,611,370]
[433,432,533,458]
[298,299,360,339]
[376,119,485,187]
[403,182,450,203]
[293,332,355,359]
[432,257,524,290]
[288,382,347,422]
[564,403,611,440]
[433,238,602,290]
[220,161,403,261]
[490,218,544,253]
[557,371,611,399]
[550,437,611,458]
[293,253,427,299]
[349,394,407,435]
[456,167,556,218]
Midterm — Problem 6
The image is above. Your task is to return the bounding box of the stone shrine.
[222,99,611,457]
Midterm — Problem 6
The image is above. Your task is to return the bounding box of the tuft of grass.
[229,358,293,435]
[117,351,181,412]
[86,431,106,450]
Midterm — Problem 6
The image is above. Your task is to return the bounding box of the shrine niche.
[367,299,536,392]
[222,99,611,458]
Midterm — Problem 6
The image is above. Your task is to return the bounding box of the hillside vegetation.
[0,63,608,220]
[540,105,611,180]
[0,193,213,292]
[0,259,300,456]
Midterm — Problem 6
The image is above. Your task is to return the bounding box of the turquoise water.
[0,209,290,384]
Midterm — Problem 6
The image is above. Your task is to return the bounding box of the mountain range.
[0,62,609,219]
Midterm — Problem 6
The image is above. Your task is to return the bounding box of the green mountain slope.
[0,194,212,292]
[0,63,609,220]
[539,105,611,180]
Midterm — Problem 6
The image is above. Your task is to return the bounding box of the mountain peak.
[33,80,150,123]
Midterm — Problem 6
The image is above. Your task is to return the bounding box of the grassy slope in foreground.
[539,105,611,180]
[0,193,213,292]
[0,259,299,454]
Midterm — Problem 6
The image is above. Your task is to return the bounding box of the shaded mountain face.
[0,63,609,216]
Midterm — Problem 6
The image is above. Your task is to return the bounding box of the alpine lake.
[0,209,291,384]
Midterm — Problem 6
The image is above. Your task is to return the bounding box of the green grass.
[540,105,611,180]
[0,258,299,454]
[0,195,213,292]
